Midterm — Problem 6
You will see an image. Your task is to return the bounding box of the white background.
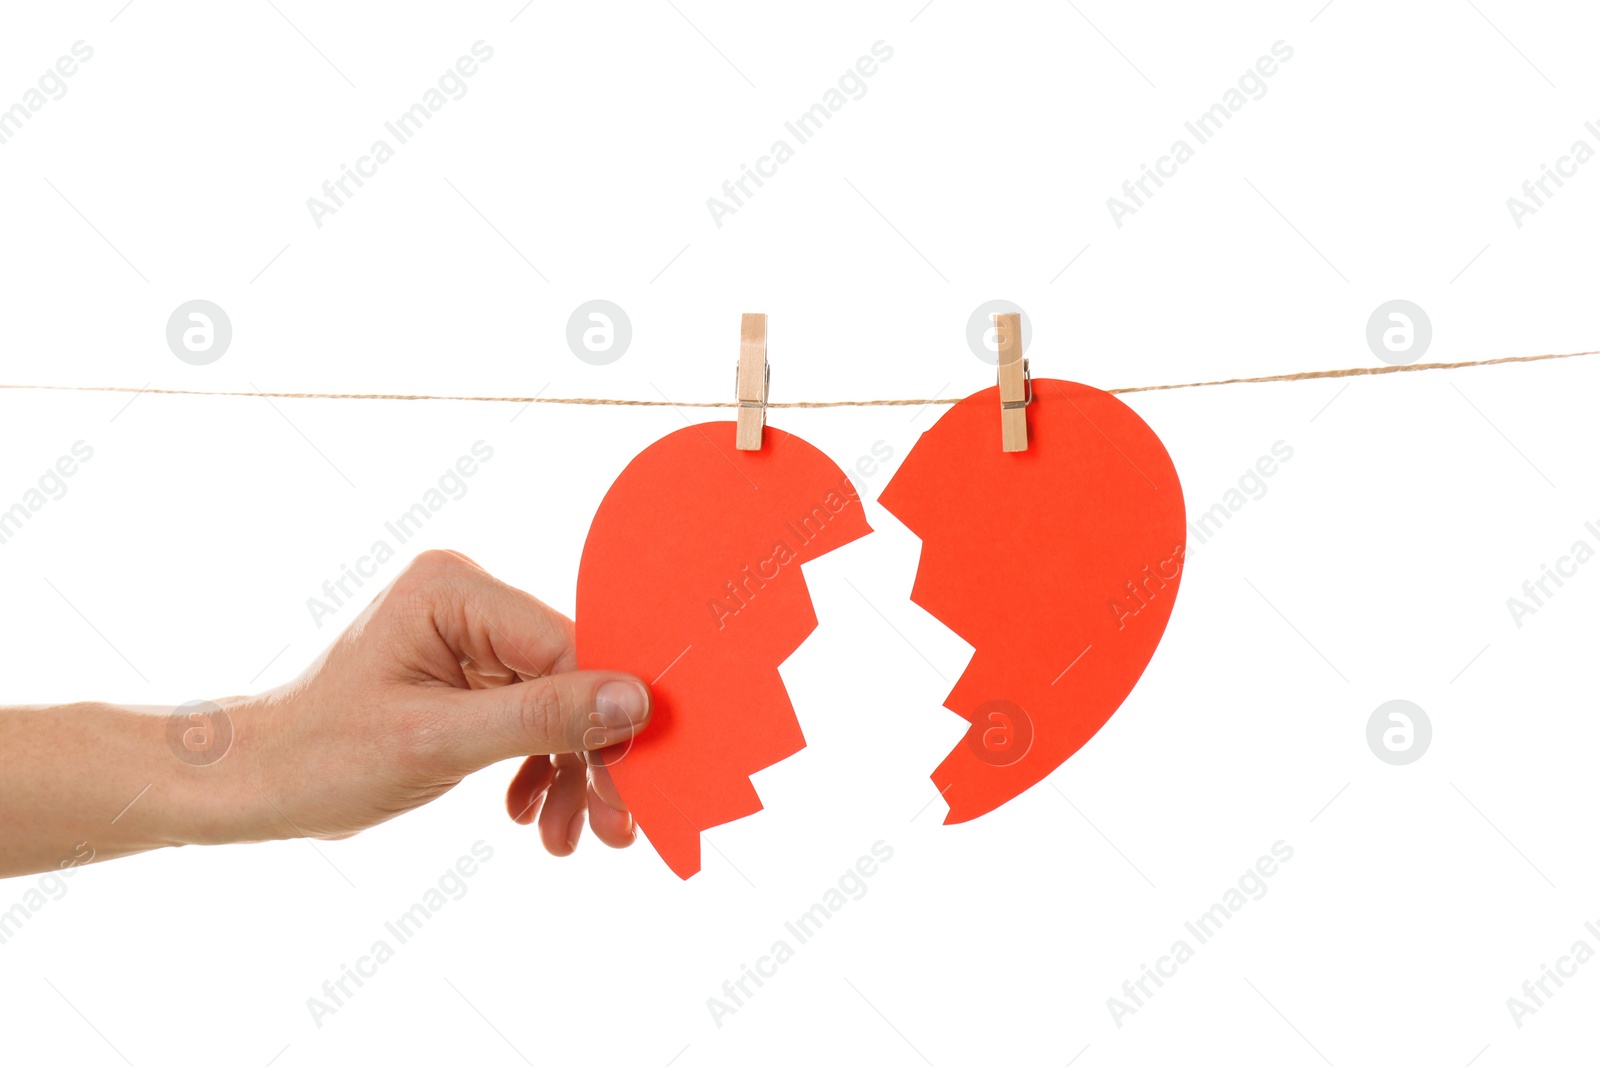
[1,1,1598,1064]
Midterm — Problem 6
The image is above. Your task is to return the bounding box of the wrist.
[156,693,299,848]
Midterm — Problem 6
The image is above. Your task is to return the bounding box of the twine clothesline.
[0,347,1595,407]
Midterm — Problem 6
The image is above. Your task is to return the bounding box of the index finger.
[405,550,578,683]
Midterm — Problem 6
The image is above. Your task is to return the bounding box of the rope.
[1,347,1594,407]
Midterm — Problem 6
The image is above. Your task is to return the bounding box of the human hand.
[217,550,652,855]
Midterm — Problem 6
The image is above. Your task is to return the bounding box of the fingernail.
[593,680,650,730]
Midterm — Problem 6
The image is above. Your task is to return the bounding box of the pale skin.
[0,550,652,879]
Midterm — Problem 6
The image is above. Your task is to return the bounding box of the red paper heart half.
[877,380,1186,824]
[577,422,872,879]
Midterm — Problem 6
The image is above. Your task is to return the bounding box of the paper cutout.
[878,380,1186,823]
[577,422,872,878]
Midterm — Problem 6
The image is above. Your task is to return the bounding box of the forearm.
[0,700,279,877]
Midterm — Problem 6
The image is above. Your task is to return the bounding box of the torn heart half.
[577,422,872,879]
[878,379,1186,823]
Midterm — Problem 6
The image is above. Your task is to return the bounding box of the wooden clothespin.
[736,312,769,450]
[994,312,1030,452]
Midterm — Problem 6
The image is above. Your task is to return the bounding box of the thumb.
[431,671,653,773]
